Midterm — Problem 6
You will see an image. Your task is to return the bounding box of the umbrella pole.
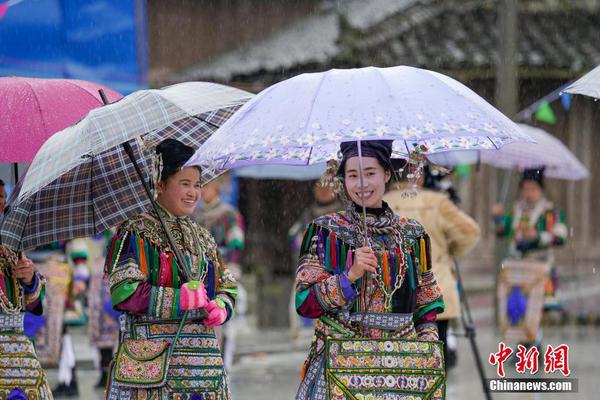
[455,258,494,400]
[12,163,18,185]
[356,140,369,245]
[121,142,190,280]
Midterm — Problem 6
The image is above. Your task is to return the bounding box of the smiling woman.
[295,140,446,399]
[104,139,238,400]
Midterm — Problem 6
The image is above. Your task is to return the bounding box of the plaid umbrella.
[1,82,253,251]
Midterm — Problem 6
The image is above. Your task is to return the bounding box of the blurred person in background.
[52,239,91,397]
[193,173,247,371]
[288,181,342,339]
[493,168,567,349]
[87,232,120,389]
[384,163,481,369]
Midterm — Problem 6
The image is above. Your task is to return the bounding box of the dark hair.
[156,139,199,182]
[337,140,394,176]
[0,179,4,187]
[519,168,544,189]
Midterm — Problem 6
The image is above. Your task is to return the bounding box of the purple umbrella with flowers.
[186,66,534,224]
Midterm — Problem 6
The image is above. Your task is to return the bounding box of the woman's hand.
[14,255,35,285]
[346,247,378,283]
[180,281,208,310]
[203,299,227,327]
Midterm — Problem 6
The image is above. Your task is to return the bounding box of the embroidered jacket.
[105,206,237,322]
[495,198,567,256]
[295,209,444,341]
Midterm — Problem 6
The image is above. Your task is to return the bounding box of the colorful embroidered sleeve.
[295,222,356,319]
[494,212,514,239]
[105,229,181,319]
[22,272,45,314]
[528,209,567,251]
[411,229,444,341]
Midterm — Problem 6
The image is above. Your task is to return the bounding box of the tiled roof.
[174,0,600,84]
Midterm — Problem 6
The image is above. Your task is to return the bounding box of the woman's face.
[344,156,390,208]
[520,180,543,204]
[157,167,202,217]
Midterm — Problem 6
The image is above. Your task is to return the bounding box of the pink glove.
[203,299,227,327]
[179,281,207,311]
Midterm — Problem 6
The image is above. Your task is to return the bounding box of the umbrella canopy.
[236,164,326,180]
[187,66,533,170]
[428,124,589,180]
[0,77,123,163]
[564,65,600,99]
[1,82,253,251]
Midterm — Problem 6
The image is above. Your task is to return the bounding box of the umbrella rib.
[62,80,107,106]
[90,156,96,235]
[23,80,49,138]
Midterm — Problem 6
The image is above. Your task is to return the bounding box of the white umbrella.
[187,66,533,170]
[428,124,589,181]
[564,65,600,99]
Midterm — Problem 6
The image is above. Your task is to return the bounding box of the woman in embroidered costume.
[493,168,567,346]
[295,140,445,400]
[104,139,238,400]
[0,245,53,400]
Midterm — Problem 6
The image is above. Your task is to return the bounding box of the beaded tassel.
[324,233,331,270]
[382,251,390,287]
[419,237,427,272]
[330,232,337,272]
[346,248,353,272]
[138,237,148,276]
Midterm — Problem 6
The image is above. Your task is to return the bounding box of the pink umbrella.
[0,77,123,163]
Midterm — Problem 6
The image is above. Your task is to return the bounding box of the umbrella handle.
[122,142,192,283]
[356,140,370,247]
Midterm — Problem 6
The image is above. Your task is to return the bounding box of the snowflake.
[299,149,312,159]
[342,119,352,126]
[325,132,341,142]
[261,136,275,147]
[461,124,476,134]
[352,127,367,139]
[223,144,237,155]
[424,122,436,134]
[483,123,498,134]
[375,126,389,137]
[311,122,321,130]
[266,148,279,159]
[279,136,291,146]
[443,122,458,134]
[276,124,284,132]
[375,116,385,124]
[242,137,257,150]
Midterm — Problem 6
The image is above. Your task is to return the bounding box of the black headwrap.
[520,168,545,188]
[156,138,196,181]
[337,140,394,176]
